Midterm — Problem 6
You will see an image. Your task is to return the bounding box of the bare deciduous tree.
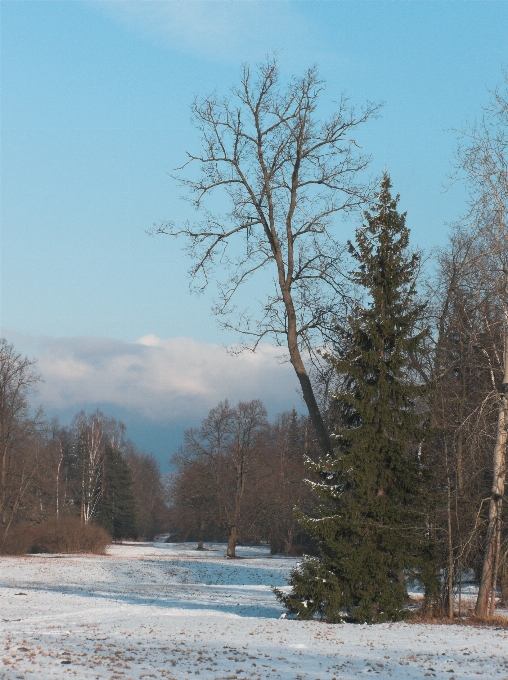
[156,59,381,455]
[259,410,316,554]
[452,72,508,617]
[125,446,171,541]
[169,403,317,555]
[427,227,505,616]
[0,339,41,539]
[174,400,268,557]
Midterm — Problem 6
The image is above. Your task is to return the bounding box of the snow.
[1,542,507,679]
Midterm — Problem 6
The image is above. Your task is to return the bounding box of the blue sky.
[1,0,507,466]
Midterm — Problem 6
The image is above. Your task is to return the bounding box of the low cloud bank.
[8,332,302,426]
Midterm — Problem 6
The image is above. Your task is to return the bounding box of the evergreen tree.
[276,174,433,623]
[96,444,137,540]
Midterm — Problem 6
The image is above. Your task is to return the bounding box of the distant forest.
[0,337,317,552]
[0,353,170,544]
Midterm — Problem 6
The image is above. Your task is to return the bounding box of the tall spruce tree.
[96,444,137,540]
[276,174,432,623]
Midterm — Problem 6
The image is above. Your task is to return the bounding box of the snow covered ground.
[1,542,507,679]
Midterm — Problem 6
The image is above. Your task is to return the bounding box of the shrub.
[0,517,110,555]
[0,526,33,555]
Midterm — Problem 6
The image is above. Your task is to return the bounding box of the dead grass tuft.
[409,610,508,629]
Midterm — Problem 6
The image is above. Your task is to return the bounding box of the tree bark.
[290,344,331,457]
[281,281,331,456]
[475,331,507,617]
[456,331,467,493]
[56,445,63,520]
[489,520,502,617]
[227,525,238,558]
[197,516,206,550]
[446,470,455,618]
[501,550,508,605]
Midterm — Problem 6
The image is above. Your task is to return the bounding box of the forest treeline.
[0,337,318,553]
[0,357,170,547]
[0,339,317,553]
[169,403,318,556]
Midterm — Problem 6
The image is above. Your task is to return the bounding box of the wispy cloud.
[98,0,319,66]
[6,332,301,424]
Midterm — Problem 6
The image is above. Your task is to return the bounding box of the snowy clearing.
[1,542,507,679]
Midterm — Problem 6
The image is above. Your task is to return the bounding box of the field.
[1,543,507,679]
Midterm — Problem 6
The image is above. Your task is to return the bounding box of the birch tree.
[76,414,104,525]
[474,242,507,617]
[428,228,505,615]
[157,59,381,456]
[453,72,508,616]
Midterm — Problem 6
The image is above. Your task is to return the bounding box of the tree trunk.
[456,432,464,493]
[197,516,206,550]
[56,449,62,520]
[283,288,331,456]
[447,471,454,618]
[456,333,467,493]
[501,551,508,605]
[227,526,237,558]
[489,520,502,617]
[475,331,507,617]
[292,351,332,457]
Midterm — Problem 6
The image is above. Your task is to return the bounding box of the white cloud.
[7,332,302,423]
[98,0,318,66]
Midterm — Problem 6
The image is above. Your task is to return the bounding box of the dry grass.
[409,610,508,629]
[0,517,110,555]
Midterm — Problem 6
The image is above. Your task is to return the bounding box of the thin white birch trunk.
[476,323,507,616]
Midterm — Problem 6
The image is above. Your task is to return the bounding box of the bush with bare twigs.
[0,517,110,555]
[410,610,508,629]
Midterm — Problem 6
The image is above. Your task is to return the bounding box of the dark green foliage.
[96,444,137,540]
[276,174,434,623]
